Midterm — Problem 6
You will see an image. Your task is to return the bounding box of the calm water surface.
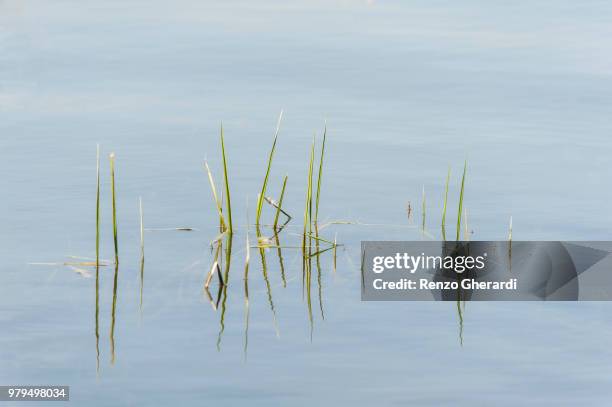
[1,1,612,405]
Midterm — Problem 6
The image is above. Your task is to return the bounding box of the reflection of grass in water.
[316,251,325,321]
[243,218,250,361]
[110,263,119,364]
[456,295,464,346]
[95,266,100,375]
[256,226,280,337]
[139,197,145,312]
[274,229,287,288]
[217,235,233,351]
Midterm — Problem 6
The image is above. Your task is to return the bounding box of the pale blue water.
[1,1,612,405]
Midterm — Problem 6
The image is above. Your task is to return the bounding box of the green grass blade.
[314,124,327,226]
[204,161,226,230]
[256,111,283,225]
[220,125,233,233]
[96,144,100,266]
[139,197,144,261]
[307,136,315,239]
[303,136,315,255]
[109,152,119,265]
[456,160,467,241]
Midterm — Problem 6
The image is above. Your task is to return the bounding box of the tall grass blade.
[139,197,144,261]
[96,144,100,266]
[307,136,315,243]
[314,124,327,227]
[204,161,226,230]
[456,160,467,241]
[220,125,233,233]
[302,136,316,258]
[109,153,119,265]
[256,110,283,225]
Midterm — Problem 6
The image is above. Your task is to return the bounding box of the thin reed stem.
[314,124,327,227]
[139,197,144,261]
[456,160,467,241]
[204,161,226,230]
[273,175,288,229]
[303,136,316,261]
[96,144,100,266]
[220,125,233,234]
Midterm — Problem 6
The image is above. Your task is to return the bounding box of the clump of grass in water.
[109,153,119,265]
[456,160,467,241]
[256,111,283,226]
